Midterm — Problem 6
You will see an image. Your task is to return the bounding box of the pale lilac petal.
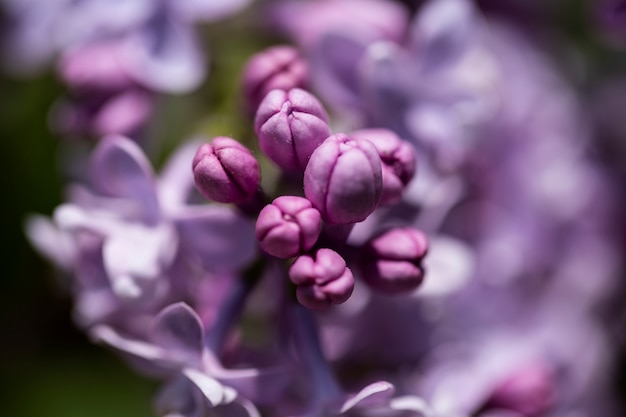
[91,324,168,362]
[159,139,204,212]
[150,303,205,366]
[102,224,177,300]
[174,206,257,272]
[410,0,477,72]
[183,368,235,407]
[121,17,206,93]
[90,135,160,223]
[339,381,395,413]
[24,214,77,270]
[388,395,434,416]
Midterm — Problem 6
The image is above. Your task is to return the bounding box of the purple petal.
[339,381,395,413]
[91,324,168,363]
[174,206,257,272]
[90,134,160,223]
[159,139,204,212]
[183,368,235,407]
[150,303,205,366]
[410,0,477,72]
[121,16,206,93]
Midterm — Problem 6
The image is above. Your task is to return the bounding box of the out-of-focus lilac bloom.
[268,0,410,115]
[254,88,330,172]
[192,137,261,204]
[359,227,428,294]
[242,46,309,114]
[2,0,253,89]
[350,128,416,205]
[93,302,288,412]
[288,305,433,416]
[27,135,257,328]
[269,0,409,49]
[255,196,321,259]
[289,248,354,310]
[304,133,382,224]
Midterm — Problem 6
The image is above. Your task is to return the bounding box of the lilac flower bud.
[192,137,260,204]
[58,42,132,92]
[254,88,330,172]
[486,363,555,417]
[304,133,382,224]
[360,227,428,294]
[289,248,354,310]
[351,128,416,205]
[255,196,321,259]
[242,45,309,114]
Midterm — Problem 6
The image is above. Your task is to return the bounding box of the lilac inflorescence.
[19,0,624,416]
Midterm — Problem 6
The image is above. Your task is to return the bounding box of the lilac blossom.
[27,135,257,329]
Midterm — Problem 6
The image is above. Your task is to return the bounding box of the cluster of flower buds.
[190,45,429,311]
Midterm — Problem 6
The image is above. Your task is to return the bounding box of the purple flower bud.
[304,133,382,224]
[255,196,321,259]
[254,88,330,172]
[242,45,309,114]
[486,363,555,417]
[351,128,416,205]
[360,227,428,294]
[192,137,260,203]
[58,42,133,92]
[289,248,354,310]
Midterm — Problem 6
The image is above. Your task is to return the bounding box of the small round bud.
[360,227,428,294]
[192,137,260,204]
[242,45,309,114]
[304,133,383,224]
[351,128,416,205]
[255,196,321,259]
[487,363,555,417]
[254,88,330,172]
[289,248,354,310]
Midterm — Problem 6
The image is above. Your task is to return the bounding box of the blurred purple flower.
[27,135,257,328]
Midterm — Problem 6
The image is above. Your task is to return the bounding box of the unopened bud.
[304,133,382,224]
[242,45,309,114]
[289,248,354,310]
[360,227,428,294]
[351,128,416,205]
[192,137,260,204]
[255,196,321,259]
[254,88,330,172]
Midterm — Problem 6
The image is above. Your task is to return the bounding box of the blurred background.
[0,0,624,416]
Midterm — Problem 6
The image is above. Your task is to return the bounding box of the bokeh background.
[0,1,624,416]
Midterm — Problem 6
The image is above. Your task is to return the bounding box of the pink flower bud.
[360,227,428,294]
[242,45,309,114]
[255,196,321,259]
[289,248,354,310]
[487,363,555,417]
[304,133,383,224]
[192,137,260,204]
[254,88,330,172]
[351,128,416,205]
